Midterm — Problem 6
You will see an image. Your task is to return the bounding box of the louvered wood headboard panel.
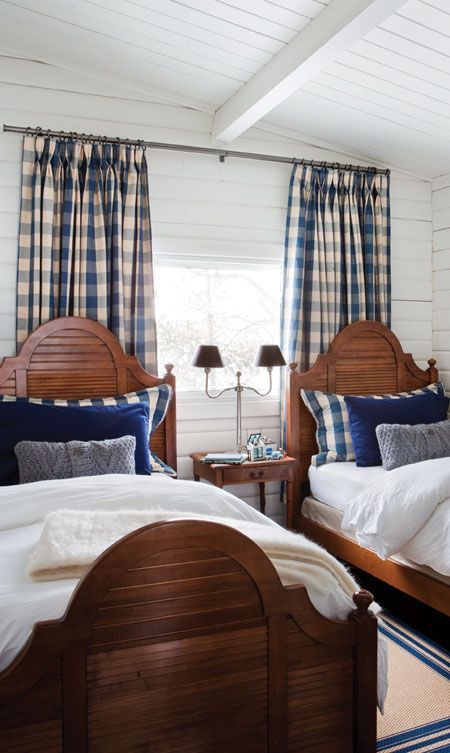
[0,317,177,470]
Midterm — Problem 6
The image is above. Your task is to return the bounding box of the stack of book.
[203,452,247,465]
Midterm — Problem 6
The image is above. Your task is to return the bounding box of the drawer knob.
[258,470,264,478]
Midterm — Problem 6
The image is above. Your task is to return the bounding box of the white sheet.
[308,462,387,512]
[342,458,450,575]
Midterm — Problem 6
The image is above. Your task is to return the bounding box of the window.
[155,261,282,394]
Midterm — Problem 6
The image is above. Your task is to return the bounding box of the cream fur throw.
[28,507,367,622]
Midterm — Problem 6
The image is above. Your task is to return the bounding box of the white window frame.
[153,252,283,403]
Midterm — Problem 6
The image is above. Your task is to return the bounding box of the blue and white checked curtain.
[281,164,391,372]
[17,135,157,371]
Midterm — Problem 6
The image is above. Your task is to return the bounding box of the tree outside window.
[155,263,282,393]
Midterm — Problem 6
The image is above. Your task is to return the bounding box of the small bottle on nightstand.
[247,436,266,461]
[257,435,266,460]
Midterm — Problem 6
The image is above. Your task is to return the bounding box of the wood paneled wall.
[0,55,434,522]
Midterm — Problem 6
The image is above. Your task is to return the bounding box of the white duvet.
[0,474,383,664]
[342,458,450,575]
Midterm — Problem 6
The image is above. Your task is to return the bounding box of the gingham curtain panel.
[17,136,157,371]
[281,164,391,373]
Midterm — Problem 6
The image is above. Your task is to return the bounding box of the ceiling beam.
[212,0,407,143]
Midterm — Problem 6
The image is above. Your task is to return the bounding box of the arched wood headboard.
[286,320,438,528]
[0,317,177,470]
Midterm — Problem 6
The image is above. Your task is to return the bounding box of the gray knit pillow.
[14,436,136,484]
[376,420,450,471]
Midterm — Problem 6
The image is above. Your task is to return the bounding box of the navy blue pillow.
[0,401,151,485]
[344,392,449,467]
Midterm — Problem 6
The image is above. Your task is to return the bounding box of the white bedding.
[308,459,450,576]
[309,462,386,512]
[0,473,387,696]
[342,458,450,575]
[302,497,450,585]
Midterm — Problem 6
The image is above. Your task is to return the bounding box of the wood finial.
[289,362,298,372]
[428,358,437,368]
[352,590,373,615]
[164,363,174,375]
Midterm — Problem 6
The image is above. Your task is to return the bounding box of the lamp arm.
[241,369,273,398]
[204,370,236,399]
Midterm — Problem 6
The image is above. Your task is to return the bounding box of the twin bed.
[0,316,379,753]
[0,316,447,752]
[285,320,449,617]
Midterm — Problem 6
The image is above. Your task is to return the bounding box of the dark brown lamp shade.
[192,345,224,369]
[255,344,286,368]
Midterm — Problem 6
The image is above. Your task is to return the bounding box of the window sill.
[176,389,281,403]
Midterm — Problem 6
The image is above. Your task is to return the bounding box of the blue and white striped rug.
[377,613,450,752]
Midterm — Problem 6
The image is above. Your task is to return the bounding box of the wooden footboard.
[0,520,377,753]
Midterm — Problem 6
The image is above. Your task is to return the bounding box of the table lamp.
[192,344,286,451]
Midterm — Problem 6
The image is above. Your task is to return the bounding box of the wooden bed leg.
[351,590,378,753]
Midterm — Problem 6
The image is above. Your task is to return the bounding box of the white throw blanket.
[342,457,450,572]
[29,507,364,624]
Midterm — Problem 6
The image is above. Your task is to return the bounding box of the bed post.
[427,358,438,383]
[351,590,378,753]
[163,363,177,472]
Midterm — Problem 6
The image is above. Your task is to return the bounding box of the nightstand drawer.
[224,463,292,483]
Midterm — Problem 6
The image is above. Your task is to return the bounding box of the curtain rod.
[2,124,390,175]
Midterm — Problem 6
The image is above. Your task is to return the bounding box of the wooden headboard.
[286,320,437,528]
[0,317,177,470]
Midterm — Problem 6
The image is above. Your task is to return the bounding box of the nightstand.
[190,452,298,525]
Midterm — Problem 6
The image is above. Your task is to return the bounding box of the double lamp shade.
[192,344,286,369]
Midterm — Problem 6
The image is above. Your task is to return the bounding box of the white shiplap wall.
[0,57,433,523]
[432,174,450,393]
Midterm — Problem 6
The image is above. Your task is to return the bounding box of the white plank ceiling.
[264,0,450,177]
[0,0,449,177]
